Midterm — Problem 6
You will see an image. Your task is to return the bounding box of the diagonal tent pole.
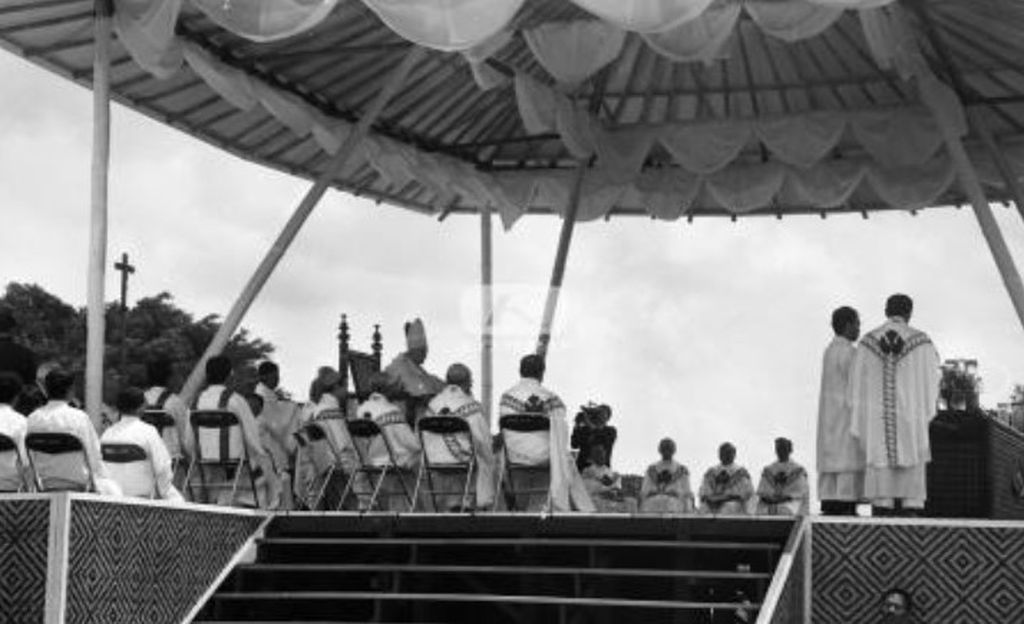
[908,0,1024,226]
[536,163,588,358]
[180,45,426,404]
[906,0,1024,331]
[85,0,113,421]
[480,203,494,424]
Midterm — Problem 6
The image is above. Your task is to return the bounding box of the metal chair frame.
[299,409,351,510]
[341,418,417,512]
[414,415,477,513]
[101,442,156,499]
[24,432,95,493]
[183,410,260,508]
[141,408,180,474]
[495,413,553,512]
[0,433,29,493]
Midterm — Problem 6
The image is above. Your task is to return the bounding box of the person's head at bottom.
[881,588,914,622]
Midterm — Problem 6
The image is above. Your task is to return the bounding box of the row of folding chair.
[0,431,97,493]
[297,411,555,513]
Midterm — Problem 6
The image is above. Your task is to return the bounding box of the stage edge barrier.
[757,515,810,624]
[0,493,266,624]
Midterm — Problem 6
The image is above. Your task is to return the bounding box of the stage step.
[192,514,792,623]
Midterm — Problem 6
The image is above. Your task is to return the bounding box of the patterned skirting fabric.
[0,498,49,622]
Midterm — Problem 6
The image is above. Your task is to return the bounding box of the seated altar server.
[101,388,183,502]
[357,375,420,510]
[756,438,809,516]
[255,361,300,509]
[639,438,694,514]
[424,363,496,510]
[194,355,278,508]
[384,318,446,424]
[143,358,192,464]
[698,442,754,515]
[0,373,29,491]
[498,354,595,513]
[26,368,121,495]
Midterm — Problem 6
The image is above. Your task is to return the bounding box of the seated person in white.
[640,438,695,514]
[255,361,301,510]
[101,388,183,502]
[498,354,594,513]
[756,437,809,516]
[193,355,278,508]
[580,444,636,513]
[143,358,191,468]
[698,442,754,515]
[26,368,121,495]
[356,375,421,511]
[0,373,29,491]
[424,363,496,511]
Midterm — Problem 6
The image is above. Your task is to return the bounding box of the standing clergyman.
[817,305,863,516]
[850,294,940,517]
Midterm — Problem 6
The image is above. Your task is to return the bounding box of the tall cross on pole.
[114,252,135,375]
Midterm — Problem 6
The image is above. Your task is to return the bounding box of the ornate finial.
[339,314,350,347]
[372,324,383,368]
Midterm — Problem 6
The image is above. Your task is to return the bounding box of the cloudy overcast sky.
[4,49,1024,496]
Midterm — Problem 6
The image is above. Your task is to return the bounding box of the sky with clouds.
[5,50,1024,498]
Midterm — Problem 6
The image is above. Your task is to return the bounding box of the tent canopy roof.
[2,0,1023,224]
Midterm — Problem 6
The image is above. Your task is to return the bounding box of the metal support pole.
[480,203,494,424]
[969,109,1024,223]
[536,163,588,358]
[85,0,113,420]
[180,46,426,403]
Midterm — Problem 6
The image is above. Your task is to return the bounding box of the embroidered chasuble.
[755,460,809,516]
[639,460,694,513]
[698,464,754,515]
[850,318,940,503]
[425,385,497,509]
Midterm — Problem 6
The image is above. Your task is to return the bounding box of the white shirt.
[143,386,191,459]
[27,399,120,494]
[817,335,863,473]
[101,415,183,502]
[499,378,595,513]
[0,403,27,491]
[194,385,267,464]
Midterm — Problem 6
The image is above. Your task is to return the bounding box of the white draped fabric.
[191,0,338,42]
[109,0,1016,229]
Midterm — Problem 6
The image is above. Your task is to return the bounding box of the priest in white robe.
[383,318,446,424]
[639,438,694,514]
[424,363,496,511]
[498,354,595,513]
[756,438,809,516]
[698,443,754,515]
[293,368,361,510]
[0,373,29,491]
[143,358,192,470]
[357,376,421,511]
[101,388,183,502]
[850,294,940,516]
[817,306,864,516]
[580,444,636,513]
[255,361,301,509]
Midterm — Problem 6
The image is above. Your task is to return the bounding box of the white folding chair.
[141,409,181,473]
[101,442,155,499]
[25,432,95,493]
[0,433,28,492]
[298,409,358,510]
[184,410,260,508]
[495,413,552,512]
[415,415,477,512]
[342,418,416,512]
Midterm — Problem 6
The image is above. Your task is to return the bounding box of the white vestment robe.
[817,335,864,502]
[850,317,940,506]
[26,400,122,495]
[0,403,28,491]
[143,386,192,461]
[357,393,421,511]
[101,416,183,502]
[292,394,361,509]
[698,463,754,515]
[756,460,809,516]
[425,385,496,509]
[195,385,279,508]
[581,464,636,513]
[498,378,595,513]
[639,460,694,514]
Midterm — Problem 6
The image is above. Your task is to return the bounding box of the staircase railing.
[756,515,810,624]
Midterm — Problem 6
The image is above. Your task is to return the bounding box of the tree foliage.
[1,282,274,396]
